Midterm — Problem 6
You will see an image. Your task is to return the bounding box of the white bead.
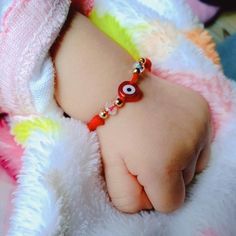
[133,62,145,73]
[105,102,118,116]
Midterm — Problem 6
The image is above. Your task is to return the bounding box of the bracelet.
[87,58,152,131]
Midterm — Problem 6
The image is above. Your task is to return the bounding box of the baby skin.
[52,11,212,213]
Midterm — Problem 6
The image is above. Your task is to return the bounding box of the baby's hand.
[98,76,211,213]
[52,11,211,214]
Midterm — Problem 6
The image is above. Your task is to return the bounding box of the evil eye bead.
[123,84,136,95]
[118,81,142,102]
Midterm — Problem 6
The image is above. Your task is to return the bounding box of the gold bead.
[139,58,146,64]
[115,98,124,107]
[99,110,108,119]
[133,68,140,74]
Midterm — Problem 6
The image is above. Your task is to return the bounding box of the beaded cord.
[87,58,152,131]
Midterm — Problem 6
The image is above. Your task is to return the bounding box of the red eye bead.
[118,81,142,102]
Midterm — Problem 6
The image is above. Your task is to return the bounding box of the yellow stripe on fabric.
[90,10,140,60]
[12,118,59,145]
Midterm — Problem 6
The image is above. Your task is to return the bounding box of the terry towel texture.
[0,0,236,235]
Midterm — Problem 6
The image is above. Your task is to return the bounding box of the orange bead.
[87,115,105,131]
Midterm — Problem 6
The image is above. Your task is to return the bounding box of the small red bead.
[87,115,105,131]
[144,58,152,72]
[130,73,139,84]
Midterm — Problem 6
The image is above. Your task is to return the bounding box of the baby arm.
[52,11,212,213]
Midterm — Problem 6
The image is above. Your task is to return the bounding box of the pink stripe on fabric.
[0,167,16,236]
[0,117,23,181]
[201,229,218,236]
[155,70,233,136]
[186,0,219,23]
[1,0,20,32]
[0,0,70,116]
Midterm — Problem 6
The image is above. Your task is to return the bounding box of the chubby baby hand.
[53,11,212,214]
[98,75,211,213]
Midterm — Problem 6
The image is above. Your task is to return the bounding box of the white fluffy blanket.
[0,0,236,235]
